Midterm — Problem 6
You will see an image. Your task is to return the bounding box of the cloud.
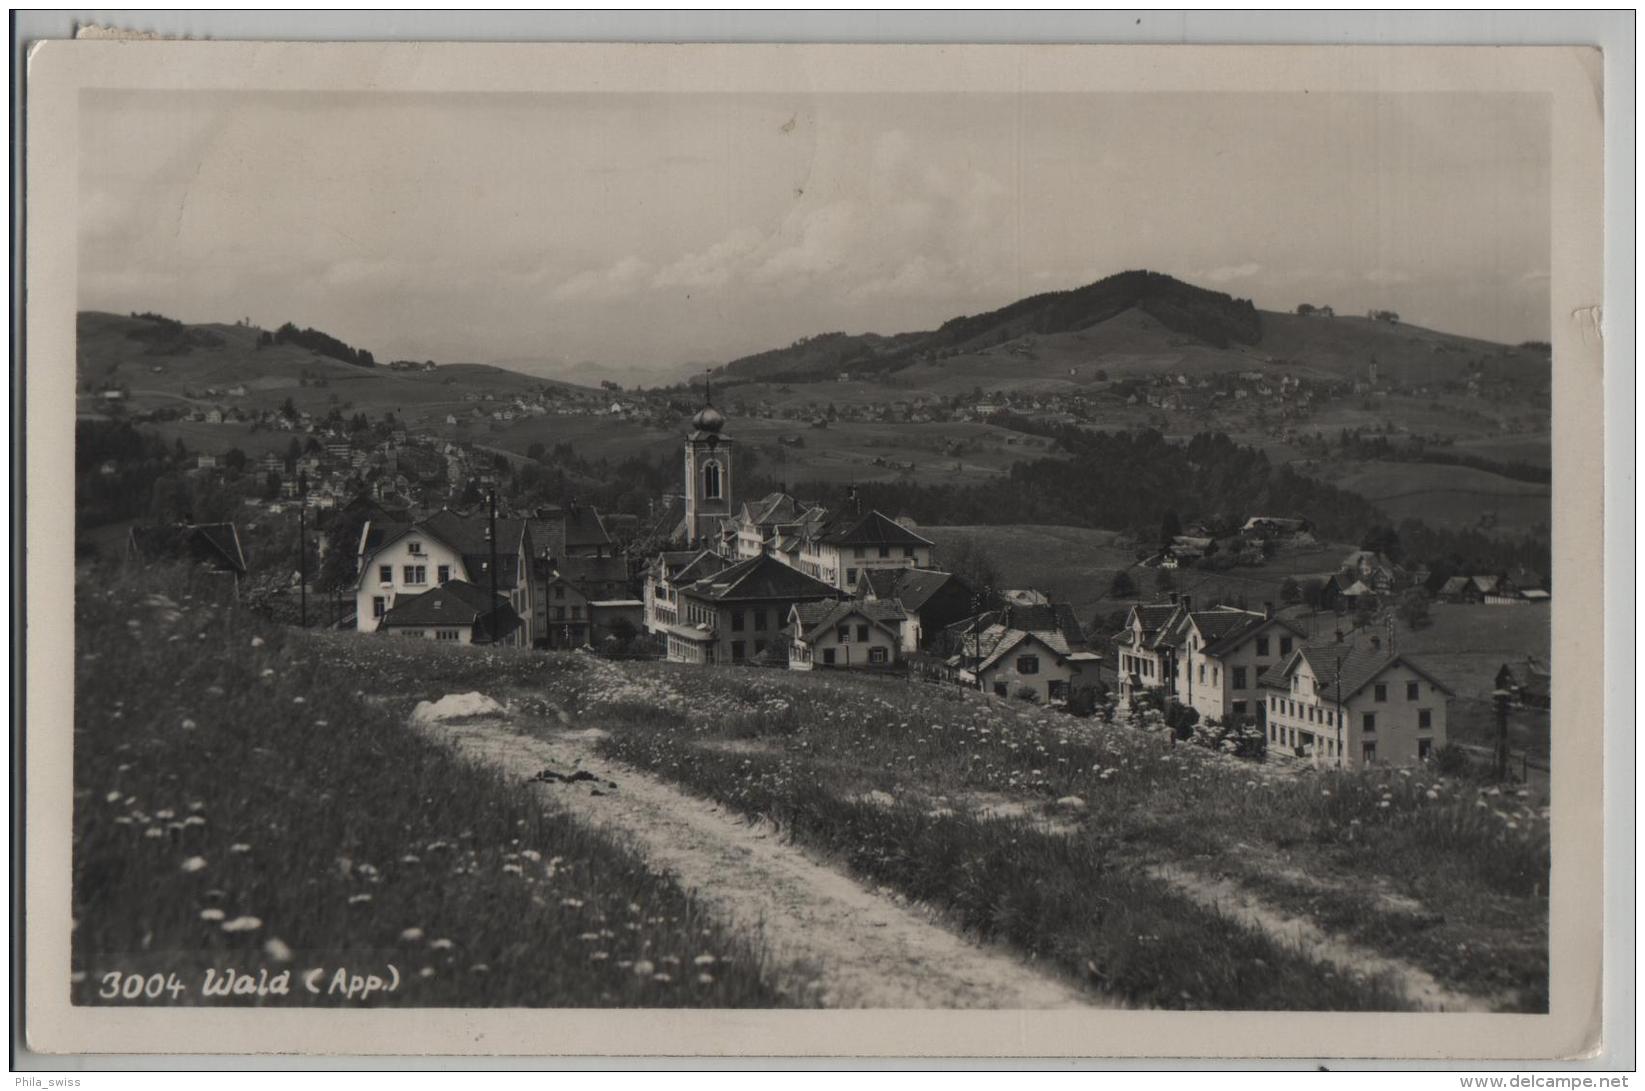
[549,256,655,302]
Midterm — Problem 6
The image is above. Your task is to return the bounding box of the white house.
[1259,637,1452,768]
[376,580,522,645]
[354,508,535,645]
[793,505,934,591]
[788,599,905,671]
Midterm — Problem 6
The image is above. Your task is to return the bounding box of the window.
[993,682,1008,697]
[837,625,851,644]
[408,541,423,555]
[378,565,392,584]
[853,546,865,559]
[731,610,745,632]
[1048,679,1067,700]
[903,546,915,558]
[702,460,722,499]
[436,629,459,642]
[1407,680,1420,701]
[1362,742,1377,763]
[846,568,857,586]
[1362,712,1377,733]
[1419,708,1433,729]
[878,545,890,558]
[1374,683,1387,702]
[554,585,565,600]
[372,596,386,617]
[754,640,767,656]
[1418,738,1433,760]
[731,641,745,661]
[1232,666,1247,690]
[1255,637,1269,657]
[399,629,424,639]
[1017,655,1040,675]
[856,623,869,642]
[1198,663,1205,683]
[822,648,836,666]
[404,565,427,585]
[1213,666,1219,685]
[437,565,450,584]
[755,611,768,632]
[571,606,582,620]
[868,646,888,665]
[1233,700,1247,716]
[1279,637,1294,655]
[554,607,566,621]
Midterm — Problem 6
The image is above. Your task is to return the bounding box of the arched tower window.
[702,459,722,500]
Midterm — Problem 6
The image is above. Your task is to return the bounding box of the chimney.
[1369,634,1382,651]
[1168,591,1179,605]
[1181,595,1193,613]
[1334,628,1345,643]
[1264,601,1275,619]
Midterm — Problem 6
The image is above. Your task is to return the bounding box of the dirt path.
[1147,864,1494,1013]
[417,714,1103,1010]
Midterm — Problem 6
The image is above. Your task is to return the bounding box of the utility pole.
[487,489,500,645]
[298,473,308,627]
[1492,687,1512,780]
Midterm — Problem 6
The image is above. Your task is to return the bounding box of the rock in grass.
[1055,795,1087,812]
[412,692,503,724]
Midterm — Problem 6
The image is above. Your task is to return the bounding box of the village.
[117,390,1552,779]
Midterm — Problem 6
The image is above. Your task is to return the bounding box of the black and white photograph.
[22,34,1616,1063]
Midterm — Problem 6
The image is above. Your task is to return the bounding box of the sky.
[79,89,1551,385]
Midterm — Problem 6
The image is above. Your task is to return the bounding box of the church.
[642,393,969,669]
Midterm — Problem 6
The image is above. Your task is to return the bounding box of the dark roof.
[857,569,901,599]
[555,553,629,591]
[791,598,906,641]
[1001,602,1086,648]
[1129,601,1180,635]
[885,568,960,613]
[813,508,933,547]
[671,549,732,586]
[378,580,521,641]
[682,553,841,603]
[534,503,612,553]
[365,509,529,591]
[128,522,247,577]
[1259,640,1454,700]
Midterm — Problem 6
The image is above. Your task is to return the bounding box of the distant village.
[123,392,1551,775]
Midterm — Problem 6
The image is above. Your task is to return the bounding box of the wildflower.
[653,972,673,983]
[430,938,455,950]
[292,697,306,705]
[156,809,176,820]
[419,967,435,979]
[471,964,490,974]
[693,954,716,966]
[221,916,262,933]
[144,828,164,840]
[348,893,373,906]
[250,637,265,648]
[230,843,251,854]
[590,951,609,961]
[400,928,425,942]
[264,938,294,962]
[180,719,197,731]
[400,854,421,865]
[180,856,208,873]
[559,898,584,909]
[697,973,715,985]
[199,908,225,922]
[105,791,122,803]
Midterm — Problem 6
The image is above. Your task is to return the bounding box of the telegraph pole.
[298,472,308,627]
[487,489,500,645]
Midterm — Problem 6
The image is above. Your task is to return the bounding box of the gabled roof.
[534,503,612,553]
[682,552,841,603]
[378,579,521,641]
[857,567,965,613]
[1438,576,1473,595]
[670,549,732,586]
[361,509,529,591]
[1259,641,1454,701]
[555,553,628,591]
[976,628,1076,674]
[1001,602,1086,649]
[1128,601,1180,636]
[791,598,906,642]
[812,508,933,547]
[1189,611,1305,658]
[740,491,806,529]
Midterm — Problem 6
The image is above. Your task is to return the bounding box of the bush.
[1434,743,1470,777]
[1164,702,1200,741]
[1014,684,1039,703]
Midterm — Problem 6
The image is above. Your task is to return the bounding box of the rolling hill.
[709,269,1550,392]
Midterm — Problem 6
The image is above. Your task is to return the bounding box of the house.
[353,508,535,646]
[1116,599,1188,704]
[855,567,975,653]
[588,600,646,647]
[729,491,814,560]
[663,552,842,665]
[127,522,248,586]
[1260,636,1452,768]
[1338,550,1408,595]
[532,501,617,560]
[375,579,521,645]
[962,604,1101,705]
[1435,575,1475,604]
[537,570,593,648]
[793,502,935,591]
[642,549,730,635]
[1496,655,1551,709]
[1165,604,1305,726]
[1241,515,1313,539]
[788,599,906,671]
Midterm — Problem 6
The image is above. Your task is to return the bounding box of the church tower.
[683,387,732,548]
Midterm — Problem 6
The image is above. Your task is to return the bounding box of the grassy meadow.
[417,656,1551,1012]
[72,565,807,1008]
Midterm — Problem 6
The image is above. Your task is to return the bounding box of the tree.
[1360,524,1403,562]
[1395,588,1432,630]
[1159,509,1182,547]
[1109,570,1138,598]
[281,396,298,421]
[526,442,547,463]
[1300,578,1326,611]
[1154,568,1176,592]
[942,536,1003,609]
[222,447,248,474]
[1296,303,1316,316]
[1280,576,1301,605]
